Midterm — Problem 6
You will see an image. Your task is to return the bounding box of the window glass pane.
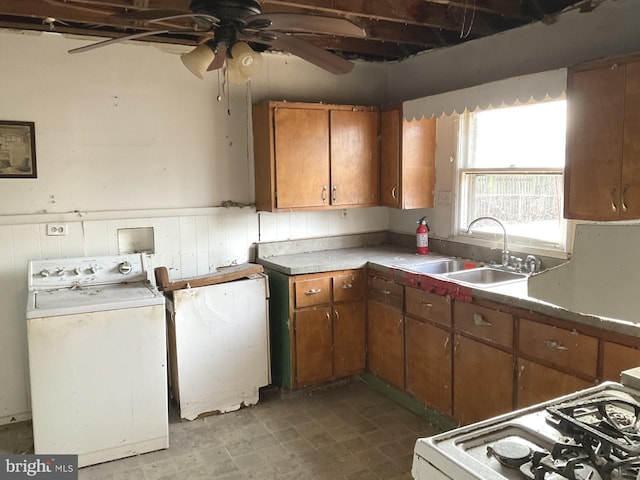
[461,173,564,245]
[465,101,566,169]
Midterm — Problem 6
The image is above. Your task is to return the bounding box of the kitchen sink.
[441,267,527,286]
[408,259,473,275]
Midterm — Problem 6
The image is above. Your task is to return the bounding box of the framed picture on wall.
[0,120,37,178]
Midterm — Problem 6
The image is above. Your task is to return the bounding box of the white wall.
[0,30,388,424]
[1,0,639,423]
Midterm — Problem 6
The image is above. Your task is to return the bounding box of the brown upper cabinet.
[253,101,379,212]
[380,106,437,209]
[565,54,640,220]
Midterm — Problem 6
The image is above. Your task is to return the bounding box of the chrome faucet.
[466,216,510,267]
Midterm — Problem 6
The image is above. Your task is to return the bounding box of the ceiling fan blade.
[113,12,220,28]
[248,13,365,38]
[65,29,221,54]
[208,43,227,71]
[249,32,355,75]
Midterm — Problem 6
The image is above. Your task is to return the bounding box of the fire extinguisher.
[416,217,430,255]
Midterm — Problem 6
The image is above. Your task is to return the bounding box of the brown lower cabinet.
[406,317,452,415]
[367,298,405,389]
[453,334,514,425]
[334,302,366,377]
[601,341,640,382]
[516,358,592,409]
[294,307,333,386]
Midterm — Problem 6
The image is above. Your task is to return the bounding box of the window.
[456,100,567,252]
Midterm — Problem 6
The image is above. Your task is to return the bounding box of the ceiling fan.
[67,0,366,82]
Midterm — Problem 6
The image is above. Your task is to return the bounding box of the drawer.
[454,302,513,349]
[518,318,597,378]
[367,275,403,310]
[405,286,451,327]
[333,270,365,303]
[294,277,332,308]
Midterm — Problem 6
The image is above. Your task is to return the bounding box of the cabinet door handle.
[342,283,353,290]
[473,313,493,327]
[325,312,331,323]
[381,289,391,295]
[322,185,327,204]
[334,310,340,321]
[391,186,397,199]
[611,185,618,212]
[421,301,434,308]
[622,184,629,213]
[544,339,568,351]
[444,337,450,348]
[332,185,337,202]
[519,364,525,378]
[304,288,322,295]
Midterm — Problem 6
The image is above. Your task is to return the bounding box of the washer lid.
[27,282,164,318]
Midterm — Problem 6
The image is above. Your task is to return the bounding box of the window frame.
[453,103,570,258]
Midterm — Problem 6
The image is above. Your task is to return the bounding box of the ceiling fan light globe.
[226,59,249,85]
[230,41,263,78]
[181,44,215,79]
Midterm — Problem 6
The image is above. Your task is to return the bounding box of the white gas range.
[412,368,640,480]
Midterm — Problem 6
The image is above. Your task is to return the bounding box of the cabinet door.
[274,107,330,209]
[622,61,640,219]
[380,108,401,208]
[367,299,404,389]
[453,335,513,425]
[334,302,366,377]
[601,341,640,382]
[516,358,592,409]
[294,307,333,387]
[565,64,626,220]
[401,116,436,209]
[330,110,380,207]
[406,318,452,415]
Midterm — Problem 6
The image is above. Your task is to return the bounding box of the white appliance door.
[172,275,270,420]
[27,304,168,467]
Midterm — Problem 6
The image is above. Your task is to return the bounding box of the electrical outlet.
[46,224,68,236]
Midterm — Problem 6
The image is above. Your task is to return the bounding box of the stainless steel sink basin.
[408,259,472,275]
[441,267,527,286]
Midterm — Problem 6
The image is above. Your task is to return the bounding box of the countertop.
[257,244,640,338]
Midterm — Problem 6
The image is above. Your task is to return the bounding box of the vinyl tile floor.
[0,379,444,479]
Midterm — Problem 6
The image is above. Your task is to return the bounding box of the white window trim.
[451,107,571,260]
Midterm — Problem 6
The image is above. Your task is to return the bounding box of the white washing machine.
[26,254,168,467]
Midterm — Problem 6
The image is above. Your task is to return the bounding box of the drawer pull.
[544,339,568,351]
[304,288,322,295]
[342,283,353,290]
[473,313,493,327]
[382,289,391,295]
[421,301,434,308]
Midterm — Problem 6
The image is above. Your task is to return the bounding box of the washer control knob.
[39,269,50,277]
[118,261,132,275]
[88,266,98,274]
[55,268,65,276]
[73,267,81,275]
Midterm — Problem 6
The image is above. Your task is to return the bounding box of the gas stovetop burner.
[547,396,640,455]
[487,440,534,468]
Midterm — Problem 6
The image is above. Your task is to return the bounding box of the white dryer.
[26,254,168,467]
